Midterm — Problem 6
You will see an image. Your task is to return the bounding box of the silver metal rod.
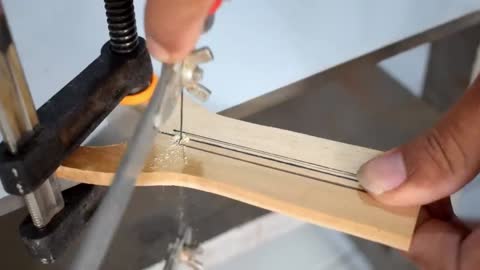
[0,0,63,227]
[70,64,176,270]
[0,1,37,152]
[23,176,64,227]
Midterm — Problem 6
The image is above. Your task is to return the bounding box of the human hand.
[144,0,215,63]
[358,77,480,269]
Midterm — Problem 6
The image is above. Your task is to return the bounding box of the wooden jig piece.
[57,97,419,250]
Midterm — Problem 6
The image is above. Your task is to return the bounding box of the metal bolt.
[192,67,203,82]
[104,0,139,54]
[16,183,24,194]
[186,84,211,103]
[180,48,213,103]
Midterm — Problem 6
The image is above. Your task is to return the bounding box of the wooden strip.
[57,98,419,250]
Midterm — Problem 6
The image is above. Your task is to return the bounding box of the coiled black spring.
[104,0,139,54]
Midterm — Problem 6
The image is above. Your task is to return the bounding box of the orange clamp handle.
[120,74,159,106]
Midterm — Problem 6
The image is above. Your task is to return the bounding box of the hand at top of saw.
[144,0,215,63]
[357,75,480,269]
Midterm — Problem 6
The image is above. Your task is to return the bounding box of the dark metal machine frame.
[0,0,152,263]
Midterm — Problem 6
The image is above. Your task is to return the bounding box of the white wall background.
[3,0,480,112]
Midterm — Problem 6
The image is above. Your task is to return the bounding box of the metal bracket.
[164,226,204,270]
[20,184,107,263]
[181,47,214,102]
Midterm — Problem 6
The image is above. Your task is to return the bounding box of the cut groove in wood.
[57,97,419,250]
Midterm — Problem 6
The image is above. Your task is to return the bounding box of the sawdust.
[150,134,191,171]
[146,134,191,228]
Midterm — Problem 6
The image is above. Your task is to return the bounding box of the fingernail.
[146,38,171,62]
[357,150,407,195]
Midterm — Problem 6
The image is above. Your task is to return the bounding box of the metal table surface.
[0,0,480,211]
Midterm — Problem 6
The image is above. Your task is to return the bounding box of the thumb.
[358,77,480,206]
[144,0,214,63]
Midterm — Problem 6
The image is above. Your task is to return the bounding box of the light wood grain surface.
[57,98,419,250]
